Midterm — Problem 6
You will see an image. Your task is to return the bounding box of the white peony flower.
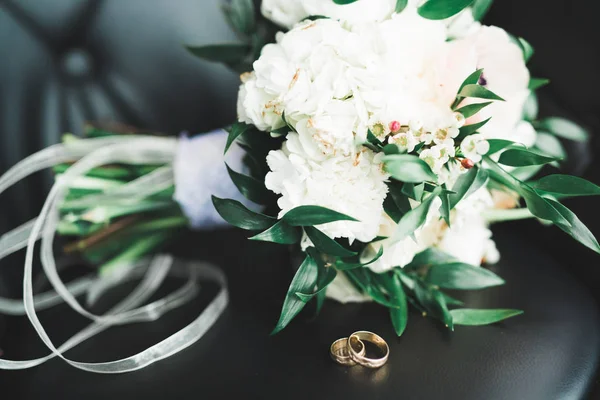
[460,134,490,162]
[461,26,530,141]
[265,133,389,243]
[260,0,307,29]
[237,74,285,131]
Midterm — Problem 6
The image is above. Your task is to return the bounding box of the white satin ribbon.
[0,135,229,373]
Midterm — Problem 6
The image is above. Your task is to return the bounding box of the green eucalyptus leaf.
[544,198,600,254]
[401,182,425,201]
[282,205,358,226]
[226,164,274,205]
[520,185,570,226]
[456,101,493,119]
[534,132,566,160]
[336,245,384,271]
[405,248,456,271]
[498,148,560,167]
[383,154,437,183]
[529,78,550,90]
[485,139,518,155]
[415,282,453,329]
[222,0,255,35]
[396,0,409,12]
[393,187,442,242]
[374,273,408,336]
[186,43,250,64]
[451,308,524,326]
[458,84,504,101]
[224,122,252,154]
[517,37,534,62]
[532,175,600,198]
[304,226,357,257]
[449,166,489,209]
[523,92,539,121]
[249,220,301,244]
[383,143,401,155]
[439,185,451,226]
[426,262,505,290]
[457,69,484,94]
[537,117,589,142]
[457,117,491,139]
[271,254,319,334]
[295,267,337,303]
[471,0,494,21]
[418,0,475,20]
[212,196,275,230]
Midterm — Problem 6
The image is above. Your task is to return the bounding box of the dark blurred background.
[1,0,599,399]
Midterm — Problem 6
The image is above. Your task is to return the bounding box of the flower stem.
[483,208,535,222]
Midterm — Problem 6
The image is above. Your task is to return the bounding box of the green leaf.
[418,0,475,20]
[426,262,505,290]
[282,205,358,226]
[511,165,544,182]
[485,139,518,155]
[458,84,504,101]
[383,143,401,155]
[295,267,337,303]
[523,92,539,121]
[221,0,255,35]
[375,273,408,336]
[212,196,275,230]
[226,164,274,205]
[498,148,559,167]
[333,0,359,3]
[346,269,401,309]
[415,282,453,329]
[390,183,413,213]
[393,187,442,242]
[544,198,600,254]
[271,254,319,334]
[249,220,301,244]
[224,122,252,154]
[449,166,489,209]
[366,129,385,148]
[534,132,566,160]
[406,248,456,271]
[529,78,550,90]
[517,37,534,62]
[520,185,570,226]
[471,0,494,21]
[532,175,600,198]
[401,182,425,201]
[537,117,589,142]
[441,293,465,306]
[383,154,437,183]
[450,308,524,326]
[304,227,357,257]
[457,117,491,139]
[186,43,250,64]
[395,0,409,12]
[384,195,404,223]
[335,246,384,271]
[456,101,493,119]
[457,69,484,95]
[439,185,451,226]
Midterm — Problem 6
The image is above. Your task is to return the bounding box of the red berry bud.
[461,158,475,169]
[389,120,401,133]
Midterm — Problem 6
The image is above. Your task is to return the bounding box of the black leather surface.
[1,0,600,399]
[0,226,599,400]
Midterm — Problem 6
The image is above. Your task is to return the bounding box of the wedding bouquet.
[1,0,598,372]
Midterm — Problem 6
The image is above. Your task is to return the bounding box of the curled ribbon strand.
[0,136,229,373]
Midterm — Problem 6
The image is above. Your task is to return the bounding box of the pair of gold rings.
[330,331,389,368]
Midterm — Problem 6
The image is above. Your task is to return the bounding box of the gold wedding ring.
[330,337,365,366]
[347,331,389,368]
